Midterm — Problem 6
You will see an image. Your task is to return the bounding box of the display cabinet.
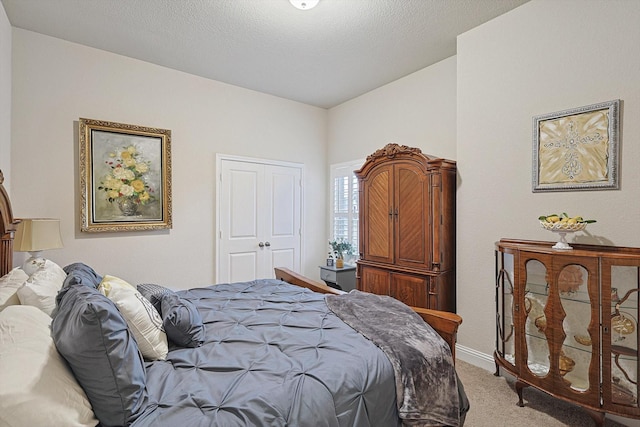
[495,238,640,425]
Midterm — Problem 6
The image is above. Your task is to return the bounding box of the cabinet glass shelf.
[526,281,591,304]
[524,330,596,354]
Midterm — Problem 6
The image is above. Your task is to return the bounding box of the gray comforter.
[133,279,466,426]
[326,290,467,426]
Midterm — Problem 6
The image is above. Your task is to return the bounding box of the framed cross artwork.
[532,99,620,192]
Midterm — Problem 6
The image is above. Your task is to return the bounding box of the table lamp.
[14,218,63,276]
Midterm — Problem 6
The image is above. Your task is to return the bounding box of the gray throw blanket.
[326,290,462,427]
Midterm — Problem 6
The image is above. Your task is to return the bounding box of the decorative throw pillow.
[17,259,67,316]
[52,284,149,427]
[0,267,28,311]
[63,262,103,289]
[0,305,98,427]
[137,282,175,314]
[99,275,168,360]
[161,293,205,348]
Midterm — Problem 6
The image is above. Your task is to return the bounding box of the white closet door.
[262,165,301,278]
[218,158,301,283]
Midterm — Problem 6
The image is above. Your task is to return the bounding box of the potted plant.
[328,238,354,268]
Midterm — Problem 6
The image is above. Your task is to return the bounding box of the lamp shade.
[14,218,63,252]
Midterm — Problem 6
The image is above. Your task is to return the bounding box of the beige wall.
[0,5,10,189]
[10,29,328,287]
[457,0,640,362]
[328,56,457,164]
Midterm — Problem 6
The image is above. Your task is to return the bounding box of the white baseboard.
[455,344,640,427]
[610,414,640,427]
[455,344,495,373]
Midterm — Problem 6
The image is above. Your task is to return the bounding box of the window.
[330,159,363,258]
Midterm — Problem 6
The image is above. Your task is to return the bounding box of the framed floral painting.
[532,99,620,192]
[79,118,172,232]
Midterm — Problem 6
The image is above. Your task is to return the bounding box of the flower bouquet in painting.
[98,145,155,216]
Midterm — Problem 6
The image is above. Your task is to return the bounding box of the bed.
[0,169,468,427]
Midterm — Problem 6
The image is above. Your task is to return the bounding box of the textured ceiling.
[1,0,529,108]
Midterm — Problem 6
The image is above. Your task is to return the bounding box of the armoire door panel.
[363,167,393,263]
[391,272,428,308]
[396,164,430,268]
[359,265,391,296]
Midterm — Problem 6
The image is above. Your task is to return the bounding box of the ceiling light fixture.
[289,0,319,10]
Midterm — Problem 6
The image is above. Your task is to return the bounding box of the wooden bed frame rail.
[274,267,462,360]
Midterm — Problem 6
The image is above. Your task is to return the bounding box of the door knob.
[265,241,271,247]
[259,242,265,248]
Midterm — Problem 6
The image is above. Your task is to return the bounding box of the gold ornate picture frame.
[532,100,620,192]
[79,118,172,232]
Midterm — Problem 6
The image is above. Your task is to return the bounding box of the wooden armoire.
[355,143,456,312]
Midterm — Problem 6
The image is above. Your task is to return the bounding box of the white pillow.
[0,305,99,427]
[17,259,67,316]
[98,275,168,360]
[0,267,29,311]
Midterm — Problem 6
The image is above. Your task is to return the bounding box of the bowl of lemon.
[538,213,596,250]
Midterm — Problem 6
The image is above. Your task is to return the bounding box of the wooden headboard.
[0,170,18,277]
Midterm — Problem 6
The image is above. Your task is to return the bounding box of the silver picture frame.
[532,99,620,192]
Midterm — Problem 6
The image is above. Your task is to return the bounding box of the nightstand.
[319,264,356,291]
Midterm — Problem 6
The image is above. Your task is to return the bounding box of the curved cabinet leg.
[515,380,528,407]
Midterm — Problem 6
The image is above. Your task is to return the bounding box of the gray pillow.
[161,293,205,348]
[52,284,149,427]
[137,283,174,314]
[62,262,103,289]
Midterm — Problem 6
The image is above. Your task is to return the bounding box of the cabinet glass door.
[524,259,550,377]
[605,260,640,411]
[557,263,592,392]
[496,250,516,368]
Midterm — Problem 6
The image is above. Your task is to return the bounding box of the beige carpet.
[455,360,629,426]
